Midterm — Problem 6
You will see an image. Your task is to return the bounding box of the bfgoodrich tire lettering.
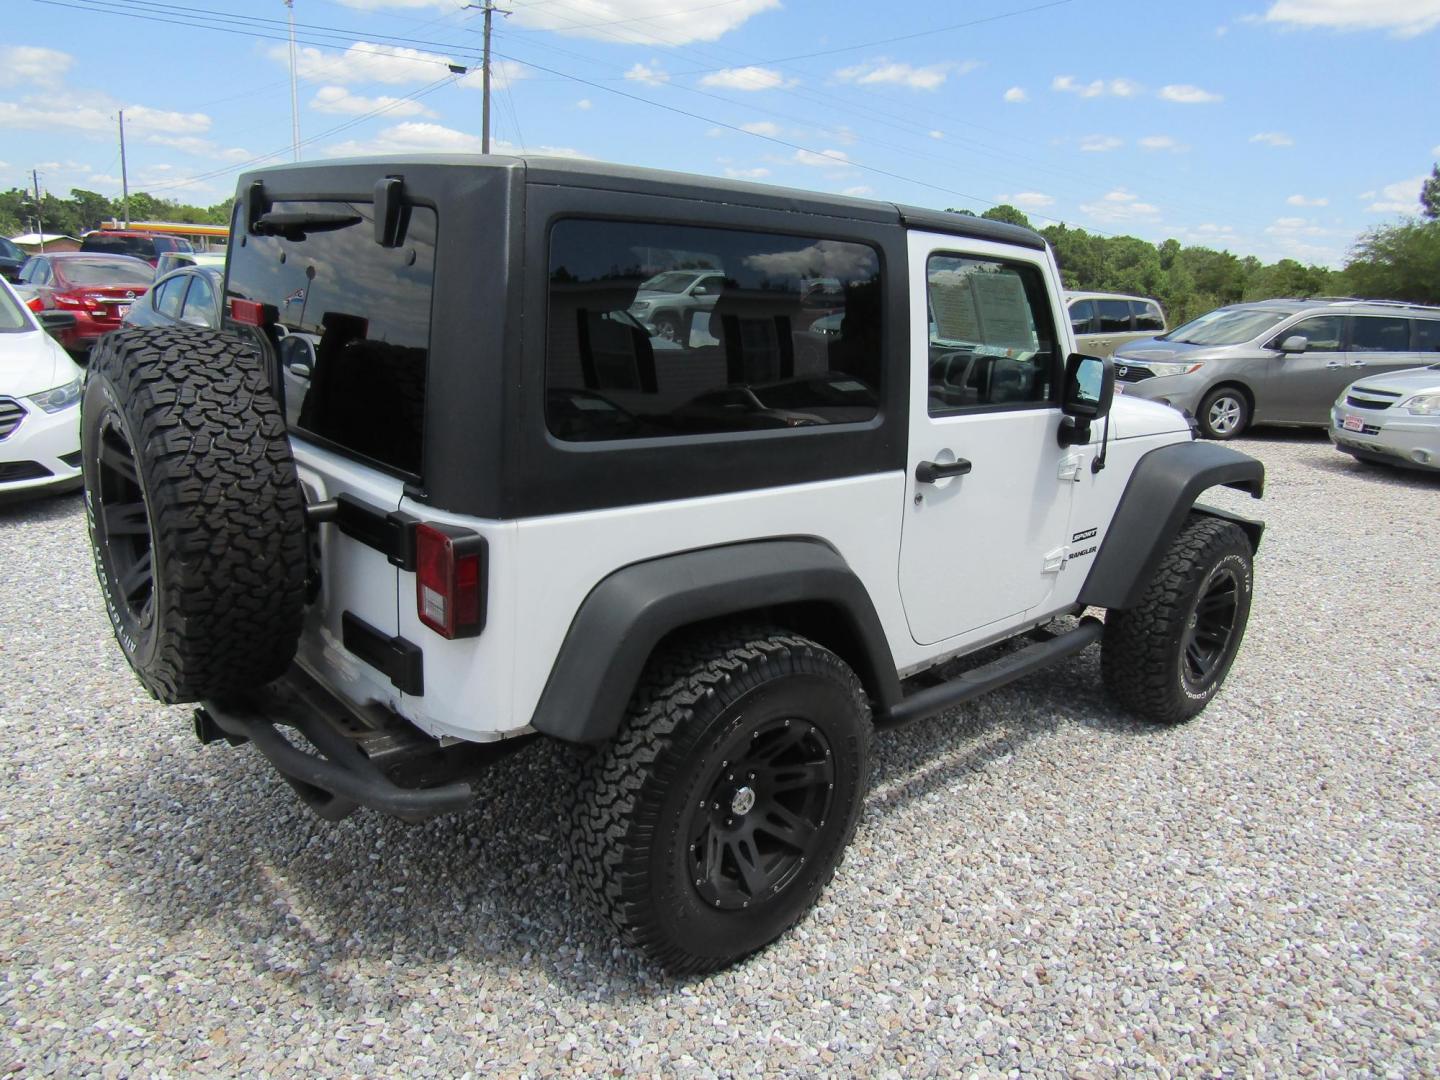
[81,327,307,703]
[1101,516,1254,723]
[569,627,871,975]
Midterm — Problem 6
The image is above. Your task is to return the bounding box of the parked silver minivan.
[1065,291,1166,358]
[1112,298,1440,439]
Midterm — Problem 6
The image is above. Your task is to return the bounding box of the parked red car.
[79,231,194,266]
[17,252,155,357]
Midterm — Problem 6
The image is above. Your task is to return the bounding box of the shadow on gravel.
[89,635,1165,1003]
[1306,450,1440,489]
[0,487,83,524]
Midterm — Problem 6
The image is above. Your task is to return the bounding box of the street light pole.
[465,1,509,155]
[285,0,301,160]
[118,109,130,227]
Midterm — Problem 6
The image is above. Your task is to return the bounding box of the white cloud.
[325,121,591,160]
[1250,131,1295,147]
[1003,86,1028,103]
[740,121,780,137]
[273,42,457,86]
[1079,135,1123,152]
[576,99,592,110]
[1081,188,1161,222]
[842,186,874,197]
[929,130,944,139]
[1160,83,1222,104]
[455,61,526,93]
[1262,0,1440,37]
[724,166,771,179]
[834,59,970,91]
[1271,216,1311,229]
[507,0,782,46]
[1366,175,1425,212]
[998,192,1056,210]
[1432,144,1440,157]
[699,66,794,92]
[0,46,73,88]
[791,148,851,168]
[310,86,436,118]
[1286,193,1329,206]
[0,97,209,137]
[1052,75,1142,98]
[624,61,670,87]
[1139,135,1187,152]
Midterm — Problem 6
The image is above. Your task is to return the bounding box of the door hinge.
[1058,453,1085,482]
[1042,546,1068,574]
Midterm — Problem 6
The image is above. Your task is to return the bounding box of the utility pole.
[118,109,130,228]
[31,169,44,252]
[285,0,301,160]
[465,1,509,155]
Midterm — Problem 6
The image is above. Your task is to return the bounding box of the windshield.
[0,284,30,333]
[58,258,156,286]
[1161,308,1290,346]
[637,271,703,294]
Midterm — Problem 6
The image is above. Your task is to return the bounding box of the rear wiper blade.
[252,210,362,238]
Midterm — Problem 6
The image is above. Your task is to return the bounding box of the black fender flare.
[529,539,900,744]
[1078,441,1265,611]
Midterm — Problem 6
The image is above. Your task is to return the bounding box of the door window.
[1132,300,1164,332]
[1349,316,1410,353]
[926,254,1059,413]
[1285,316,1343,351]
[180,274,216,326]
[1068,299,1096,335]
[1414,319,1440,353]
[1096,299,1133,333]
[154,277,185,317]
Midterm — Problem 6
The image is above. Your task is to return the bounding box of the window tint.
[1350,315,1410,353]
[1414,318,1440,353]
[1132,300,1164,332]
[1285,315,1343,352]
[181,274,216,325]
[227,201,437,476]
[927,254,1058,414]
[154,277,185,316]
[1068,299,1096,335]
[1097,299,1132,333]
[546,219,882,441]
[82,235,153,259]
[0,238,20,260]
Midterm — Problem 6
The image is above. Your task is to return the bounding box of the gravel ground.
[2,431,1438,1078]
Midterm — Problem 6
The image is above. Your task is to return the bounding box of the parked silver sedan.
[1330,363,1440,473]
[121,266,223,330]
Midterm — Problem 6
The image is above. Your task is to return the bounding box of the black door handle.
[915,458,973,483]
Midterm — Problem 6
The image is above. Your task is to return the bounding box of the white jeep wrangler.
[81,157,1264,974]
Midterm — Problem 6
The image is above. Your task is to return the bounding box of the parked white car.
[1331,363,1440,473]
[0,278,84,500]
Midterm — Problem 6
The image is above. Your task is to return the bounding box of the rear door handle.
[916,458,973,483]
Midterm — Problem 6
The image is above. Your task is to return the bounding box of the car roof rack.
[1316,297,1440,312]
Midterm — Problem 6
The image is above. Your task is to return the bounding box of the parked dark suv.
[79,231,194,266]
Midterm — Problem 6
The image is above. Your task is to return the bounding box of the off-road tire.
[570,627,871,975]
[1197,386,1250,440]
[81,326,307,703]
[1102,516,1254,723]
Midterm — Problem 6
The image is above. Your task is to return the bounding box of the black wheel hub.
[93,414,155,630]
[1181,565,1240,691]
[686,717,835,911]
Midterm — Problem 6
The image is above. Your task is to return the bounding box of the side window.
[154,278,185,317]
[1068,299,1096,335]
[1285,315,1343,351]
[180,275,216,326]
[926,254,1059,414]
[1132,300,1164,332]
[1350,315,1410,353]
[1414,319,1440,353]
[33,261,51,286]
[1097,299,1133,333]
[545,219,882,442]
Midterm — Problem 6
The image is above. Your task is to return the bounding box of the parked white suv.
[81,157,1265,973]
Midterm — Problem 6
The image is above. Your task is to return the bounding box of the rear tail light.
[25,297,42,312]
[415,523,487,639]
[230,298,274,326]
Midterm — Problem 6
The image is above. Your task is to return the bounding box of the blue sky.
[3,0,1438,266]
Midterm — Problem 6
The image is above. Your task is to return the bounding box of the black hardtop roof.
[241,153,1048,252]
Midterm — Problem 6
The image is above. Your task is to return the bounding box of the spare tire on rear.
[81,326,307,703]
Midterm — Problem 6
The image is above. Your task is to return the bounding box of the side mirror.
[1279,334,1308,354]
[1058,352,1114,447]
[36,310,77,336]
[691,284,714,297]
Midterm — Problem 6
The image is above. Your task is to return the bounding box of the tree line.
[5,165,1438,321]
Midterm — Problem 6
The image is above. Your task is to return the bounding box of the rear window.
[82,235,153,258]
[227,201,437,477]
[1415,319,1440,353]
[58,258,155,286]
[546,219,882,441]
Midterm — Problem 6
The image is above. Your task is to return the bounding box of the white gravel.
[2,430,1438,1077]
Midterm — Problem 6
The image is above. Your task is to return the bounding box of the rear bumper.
[197,666,529,822]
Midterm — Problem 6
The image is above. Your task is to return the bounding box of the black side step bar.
[881,616,1104,727]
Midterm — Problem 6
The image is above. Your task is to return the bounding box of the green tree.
[979,204,1032,229]
[1343,219,1440,305]
[1421,164,1440,220]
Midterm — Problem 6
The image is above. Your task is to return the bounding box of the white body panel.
[0,313,83,495]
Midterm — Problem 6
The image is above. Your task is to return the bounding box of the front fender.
[1078,441,1264,611]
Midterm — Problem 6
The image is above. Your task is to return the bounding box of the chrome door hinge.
[1058,453,1085,482]
[1042,546,1067,574]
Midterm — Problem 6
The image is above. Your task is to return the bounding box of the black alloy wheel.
[91,412,155,633]
[1179,563,1241,695]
